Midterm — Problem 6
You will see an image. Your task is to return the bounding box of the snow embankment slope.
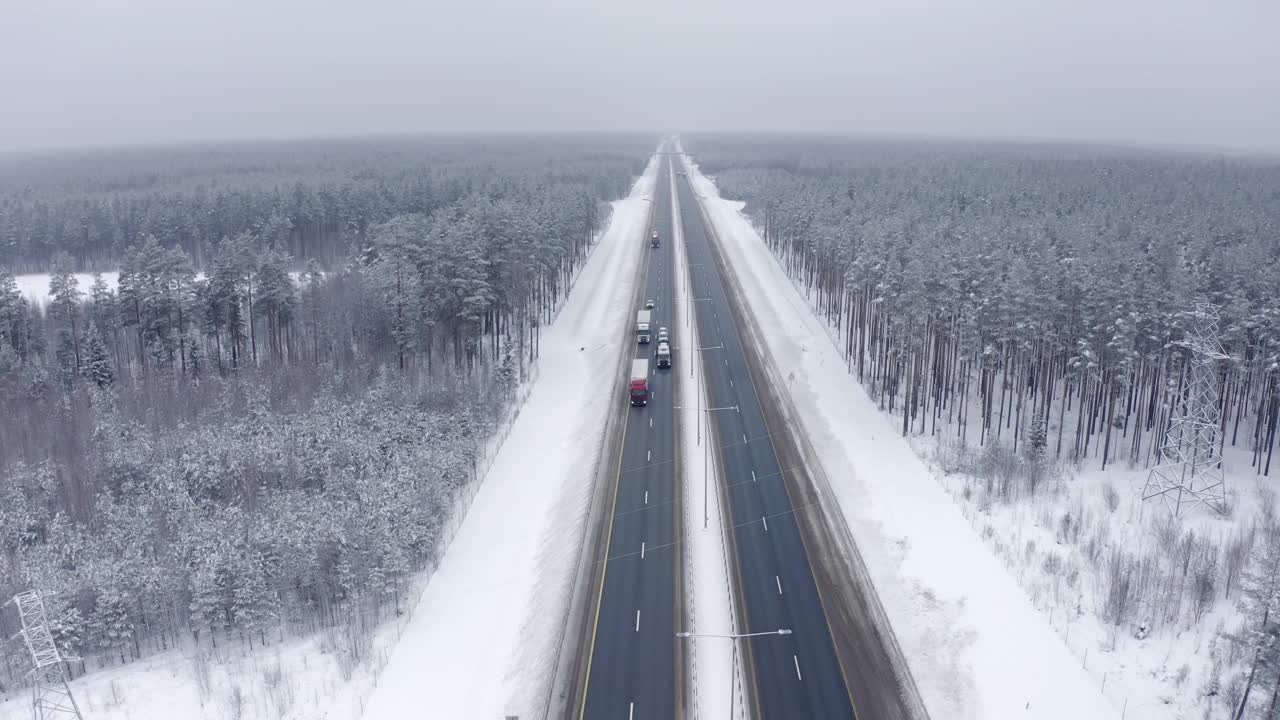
[684,159,1120,720]
[362,157,655,720]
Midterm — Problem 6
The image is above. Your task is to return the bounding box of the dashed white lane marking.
[635,610,641,632]
[776,575,783,595]
[629,702,635,720]
[743,434,748,443]
[647,450,651,462]
[751,470,757,482]
[794,655,803,680]
[650,418,653,428]
[644,490,649,505]
[729,379,734,387]
[641,541,646,559]
[762,515,769,532]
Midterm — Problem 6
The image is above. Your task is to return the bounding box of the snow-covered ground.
[0,159,655,720]
[0,574,431,719]
[669,157,741,720]
[12,270,320,307]
[682,155,1121,720]
[919,435,1262,719]
[13,270,119,306]
[360,155,655,719]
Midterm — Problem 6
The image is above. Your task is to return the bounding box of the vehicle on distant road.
[637,310,652,344]
[645,299,655,309]
[630,359,650,405]
[656,342,671,369]
[650,230,660,248]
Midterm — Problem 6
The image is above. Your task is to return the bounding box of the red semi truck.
[630,359,649,406]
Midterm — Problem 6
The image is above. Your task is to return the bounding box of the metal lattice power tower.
[1144,302,1230,516]
[8,590,85,720]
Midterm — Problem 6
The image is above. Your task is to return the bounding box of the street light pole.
[671,342,721,442]
[675,403,736,529]
[684,264,704,329]
[675,628,792,720]
[672,296,711,364]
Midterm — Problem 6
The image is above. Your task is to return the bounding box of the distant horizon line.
[2,127,1277,161]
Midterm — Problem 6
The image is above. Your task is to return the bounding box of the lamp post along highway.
[682,262,705,329]
[676,628,793,720]
[675,403,737,528]
[672,343,724,441]
[674,292,711,337]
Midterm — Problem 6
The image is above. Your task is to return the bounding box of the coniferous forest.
[691,136,1280,474]
[0,135,650,689]
[688,137,1280,715]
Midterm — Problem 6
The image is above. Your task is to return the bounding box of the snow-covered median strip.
[362,157,656,719]
[670,158,742,720]
[682,157,1120,720]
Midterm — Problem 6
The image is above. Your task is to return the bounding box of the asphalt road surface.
[580,152,680,720]
[675,168,858,720]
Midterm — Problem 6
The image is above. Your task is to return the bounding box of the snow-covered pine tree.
[91,589,136,664]
[0,271,29,363]
[187,329,202,381]
[47,253,82,373]
[231,554,277,648]
[82,323,113,388]
[188,562,226,647]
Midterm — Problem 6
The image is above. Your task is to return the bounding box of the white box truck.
[636,310,652,344]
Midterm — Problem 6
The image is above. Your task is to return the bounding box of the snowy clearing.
[684,156,1121,720]
[13,270,324,308]
[0,573,430,720]
[13,271,119,306]
[915,429,1266,719]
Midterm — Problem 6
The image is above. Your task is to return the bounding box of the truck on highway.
[630,359,650,405]
[636,310,652,344]
[656,342,671,369]
[650,230,660,248]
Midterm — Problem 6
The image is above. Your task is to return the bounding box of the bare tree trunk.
[1237,606,1271,719]
[1268,667,1280,720]
[247,276,257,366]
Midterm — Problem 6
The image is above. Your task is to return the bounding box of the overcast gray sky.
[2,0,1278,152]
